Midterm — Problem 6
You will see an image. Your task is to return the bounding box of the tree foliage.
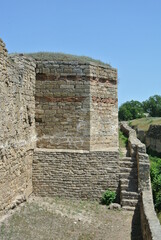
[119,100,145,121]
[119,95,161,121]
[150,156,161,212]
[143,95,161,117]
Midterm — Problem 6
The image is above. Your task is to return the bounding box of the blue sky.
[0,0,161,106]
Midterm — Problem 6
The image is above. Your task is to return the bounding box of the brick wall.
[90,64,118,150]
[0,39,36,211]
[35,61,118,151]
[33,59,119,199]
[35,61,91,150]
[33,149,119,199]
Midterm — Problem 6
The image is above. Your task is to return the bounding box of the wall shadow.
[131,202,143,240]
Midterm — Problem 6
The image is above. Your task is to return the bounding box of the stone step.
[119,148,127,157]
[120,157,135,162]
[119,161,137,168]
[120,172,138,180]
[121,191,139,200]
[122,206,136,211]
[121,184,138,192]
[120,167,137,174]
[120,178,138,186]
[121,199,138,207]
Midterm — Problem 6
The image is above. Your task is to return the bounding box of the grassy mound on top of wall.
[10,52,111,67]
[129,117,161,132]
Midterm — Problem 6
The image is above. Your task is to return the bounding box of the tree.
[143,95,161,117]
[119,100,145,121]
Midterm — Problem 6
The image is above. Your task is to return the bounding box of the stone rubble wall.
[33,149,119,199]
[0,39,36,211]
[120,122,161,240]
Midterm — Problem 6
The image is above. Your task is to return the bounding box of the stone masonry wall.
[0,39,36,211]
[35,61,90,150]
[33,149,119,199]
[90,64,118,150]
[120,122,161,240]
[35,61,118,151]
[146,125,161,154]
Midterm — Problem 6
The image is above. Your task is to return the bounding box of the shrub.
[150,156,161,212]
[101,189,116,206]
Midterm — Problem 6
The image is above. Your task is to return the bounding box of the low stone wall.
[0,39,36,211]
[120,122,161,240]
[33,148,119,199]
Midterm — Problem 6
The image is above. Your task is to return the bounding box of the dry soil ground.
[0,197,136,240]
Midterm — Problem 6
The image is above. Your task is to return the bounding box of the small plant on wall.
[101,189,116,206]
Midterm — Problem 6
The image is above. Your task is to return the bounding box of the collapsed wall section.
[0,39,36,211]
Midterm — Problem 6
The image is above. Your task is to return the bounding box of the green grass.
[119,130,128,148]
[129,117,161,132]
[10,52,111,67]
[119,130,128,157]
[157,212,161,224]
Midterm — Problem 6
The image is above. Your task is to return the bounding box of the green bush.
[101,189,116,206]
[150,156,161,212]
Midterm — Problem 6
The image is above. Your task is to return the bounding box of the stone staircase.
[120,156,139,211]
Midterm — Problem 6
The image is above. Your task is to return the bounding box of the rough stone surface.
[2,37,160,238]
[33,149,119,199]
[146,125,161,154]
[35,61,118,150]
[120,122,161,240]
[0,38,119,208]
[0,39,36,211]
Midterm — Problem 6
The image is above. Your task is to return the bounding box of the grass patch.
[119,130,128,157]
[157,212,161,224]
[10,52,111,67]
[119,130,128,148]
[129,117,161,132]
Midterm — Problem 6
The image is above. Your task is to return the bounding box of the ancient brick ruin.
[0,38,119,208]
[1,38,161,239]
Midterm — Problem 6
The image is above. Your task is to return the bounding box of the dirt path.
[0,197,136,240]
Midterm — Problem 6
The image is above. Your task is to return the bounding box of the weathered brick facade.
[0,39,36,211]
[0,38,119,209]
[33,149,119,199]
[35,61,118,151]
